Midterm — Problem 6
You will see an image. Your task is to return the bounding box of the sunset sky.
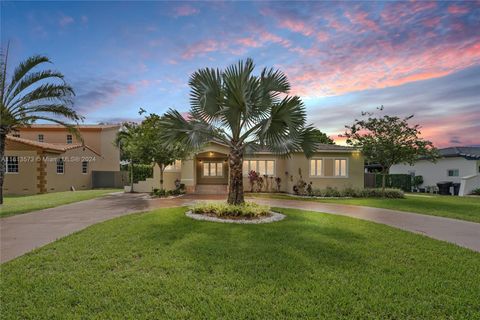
[2,1,479,147]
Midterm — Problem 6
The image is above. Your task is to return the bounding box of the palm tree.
[0,46,83,204]
[115,122,141,193]
[160,58,318,205]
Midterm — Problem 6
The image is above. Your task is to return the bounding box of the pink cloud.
[59,15,74,27]
[447,5,469,15]
[316,32,329,42]
[422,17,441,28]
[345,10,380,32]
[236,37,262,48]
[182,39,226,59]
[286,39,480,97]
[173,5,199,17]
[279,18,314,36]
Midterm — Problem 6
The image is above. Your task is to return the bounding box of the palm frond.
[159,109,230,152]
[5,70,65,107]
[5,55,50,102]
[8,83,75,113]
[189,67,223,124]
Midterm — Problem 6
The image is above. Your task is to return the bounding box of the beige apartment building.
[131,141,364,194]
[4,124,121,195]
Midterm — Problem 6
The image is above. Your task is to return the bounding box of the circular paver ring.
[185,210,286,224]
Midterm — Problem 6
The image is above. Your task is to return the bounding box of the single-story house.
[390,146,480,196]
[130,141,364,194]
[4,124,121,195]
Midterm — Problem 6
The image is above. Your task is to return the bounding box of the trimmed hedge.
[121,164,153,183]
[310,187,404,198]
[375,174,411,192]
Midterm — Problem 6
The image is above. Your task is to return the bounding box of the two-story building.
[4,124,121,195]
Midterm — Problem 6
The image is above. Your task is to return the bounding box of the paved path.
[1,193,479,263]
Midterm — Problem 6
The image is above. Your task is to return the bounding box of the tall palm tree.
[0,46,83,204]
[160,58,318,205]
[115,122,141,193]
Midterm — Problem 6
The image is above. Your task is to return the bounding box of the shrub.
[375,174,411,192]
[191,202,271,218]
[309,187,404,198]
[413,176,424,189]
[471,188,480,196]
[121,164,153,183]
[151,188,185,198]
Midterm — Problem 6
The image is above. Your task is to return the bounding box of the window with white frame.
[335,159,347,177]
[243,160,275,175]
[447,169,459,177]
[6,156,19,173]
[82,161,88,174]
[66,134,73,144]
[203,162,223,177]
[56,159,64,174]
[38,134,44,142]
[310,159,323,176]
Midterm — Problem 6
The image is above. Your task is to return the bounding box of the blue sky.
[2,1,479,146]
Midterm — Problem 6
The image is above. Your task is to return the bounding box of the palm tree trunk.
[227,147,244,205]
[381,167,387,197]
[0,133,5,204]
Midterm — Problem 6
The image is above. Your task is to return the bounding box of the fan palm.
[0,46,83,204]
[160,58,318,205]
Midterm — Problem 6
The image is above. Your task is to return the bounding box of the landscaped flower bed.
[150,188,185,198]
[190,202,271,219]
[297,187,405,199]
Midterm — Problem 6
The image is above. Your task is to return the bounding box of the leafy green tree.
[311,128,334,144]
[160,58,318,205]
[0,47,82,204]
[115,122,141,193]
[137,113,188,190]
[343,107,438,192]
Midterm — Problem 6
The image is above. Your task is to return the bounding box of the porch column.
[180,156,196,193]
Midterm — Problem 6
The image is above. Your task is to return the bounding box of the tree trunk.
[381,167,388,197]
[0,133,5,205]
[159,163,165,190]
[227,147,244,205]
[129,159,134,193]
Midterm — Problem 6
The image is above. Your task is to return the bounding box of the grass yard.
[248,193,480,223]
[1,207,479,319]
[0,189,121,218]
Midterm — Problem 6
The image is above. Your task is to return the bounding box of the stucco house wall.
[3,150,39,195]
[135,142,364,194]
[44,148,99,192]
[4,124,121,195]
[390,157,478,187]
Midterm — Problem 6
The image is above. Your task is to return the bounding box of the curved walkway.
[1,193,479,263]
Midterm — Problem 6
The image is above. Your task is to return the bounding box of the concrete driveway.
[1,193,479,263]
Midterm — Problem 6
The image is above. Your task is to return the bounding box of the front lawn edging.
[185,210,286,224]
[286,194,353,200]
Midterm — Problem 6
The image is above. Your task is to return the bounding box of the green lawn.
[1,207,479,319]
[248,193,480,223]
[0,189,121,218]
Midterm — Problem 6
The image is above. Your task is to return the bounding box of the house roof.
[208,139,357,153]
[18,124,120,131]
[437,146,480,160]
[6,136,101,155]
